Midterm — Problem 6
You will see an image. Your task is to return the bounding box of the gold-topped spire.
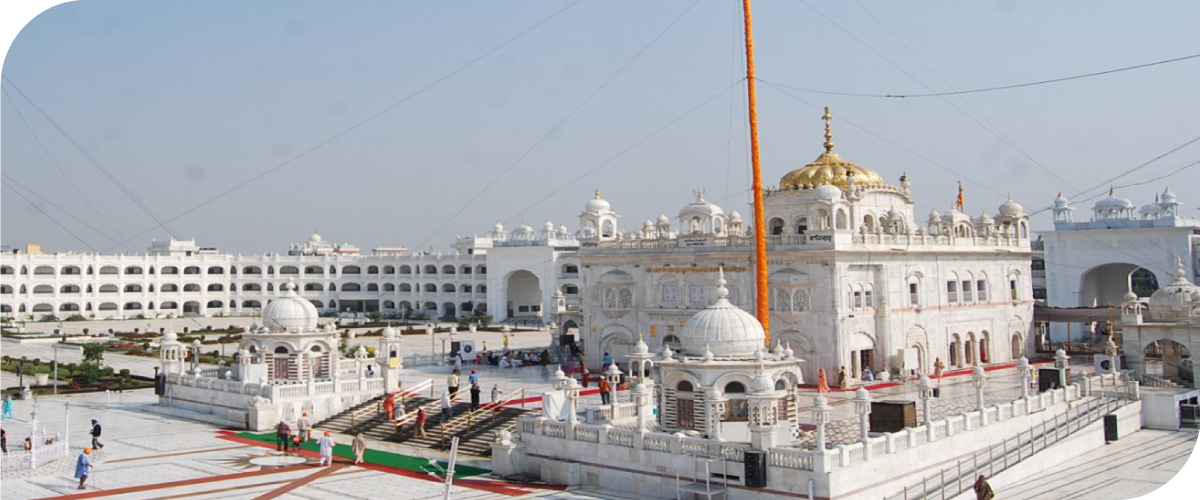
[594,188,601,199]
[822,106,834,153]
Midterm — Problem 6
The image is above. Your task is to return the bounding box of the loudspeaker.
[1104,414,1119,442]
[744,449,767,488]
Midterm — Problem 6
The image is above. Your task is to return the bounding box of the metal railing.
[437,386,528,447]
[882,396,1125,500]
[392,386,470,434]
[348,378,432,430]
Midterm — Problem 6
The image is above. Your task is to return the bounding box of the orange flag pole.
[741,0,769,345]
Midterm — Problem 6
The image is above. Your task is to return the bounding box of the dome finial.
[716,266,729,301]
[822,106,835,153]
[594,188,601,200]
[1177,255,1187,280]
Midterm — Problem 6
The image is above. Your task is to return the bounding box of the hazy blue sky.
[3,0,1199,254]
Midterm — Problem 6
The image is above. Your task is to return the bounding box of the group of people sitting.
[480,349,549,368]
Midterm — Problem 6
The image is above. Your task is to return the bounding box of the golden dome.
[779,107,886,189]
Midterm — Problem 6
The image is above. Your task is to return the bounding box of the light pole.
[604,364,622,405]
[18,356,27,389]
[972,365,988,425]
[853,388,872,443]
[812,394,831,451]
[918,375,934,426]
[1017,356,1031,400]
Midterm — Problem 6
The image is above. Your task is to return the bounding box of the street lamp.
[812,394,832,451]
[853,387,872,443]
[1017,356,1031,400]
[604,364,622,405]
[18,356,27,389]
[972,366,988,424]
[918,375,934,426]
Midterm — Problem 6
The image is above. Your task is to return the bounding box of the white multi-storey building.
[576,113,1036,384]
[1040,188,1200,341]
[0,227,583,326]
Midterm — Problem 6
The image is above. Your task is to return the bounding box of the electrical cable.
[756,53,1200,99]
[71,0,587,254]
[410,0,703,253]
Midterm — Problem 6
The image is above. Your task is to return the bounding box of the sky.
[3,0,1199,255]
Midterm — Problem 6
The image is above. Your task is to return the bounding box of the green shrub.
[119,368,131,378]
[63,314,87,322]
[39,314,59,322]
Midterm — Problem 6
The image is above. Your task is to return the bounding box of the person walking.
[581,366,590,388]
[415,408,428,438]
[90,419,104,449]
[468,370,479,386]
[275,420,291,452]
[2,396,13,419]
[297,413,312,442]
[317,432,335,466]
[75,448,94,490]
[816,369,831,393]
[934,358,946,381]
[598,376,611,405]
[491,384,503,403]
[602,352,613,368]
[837,366,848,390]
[351,433,366,465]
[469,383,481,413]
[447,371,460,399]
[440,392,453,423]
[383,393,396,420]
[291,430,303,454]
[973,474,995,500]
[482,340,488,352]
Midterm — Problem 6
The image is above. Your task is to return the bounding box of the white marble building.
[1119,258,1200,388]
[1040,188,1200,341]
[1,226,583,327]
[150,279,403,430]
[576,116,1035,384]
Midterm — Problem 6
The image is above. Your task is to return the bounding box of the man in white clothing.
[317,431,336,466]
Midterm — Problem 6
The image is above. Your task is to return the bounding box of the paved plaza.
[4,336,1198,500]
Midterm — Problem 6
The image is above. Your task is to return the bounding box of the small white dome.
[729,210,742,222]
[494,221,504,232]
[1053,192,1070,208]
[1161,187,1177,205]
[309,232,323,243]
[163,329,178,343]
[1139,203,1163,215]
[382,325,398,339]
[927,208,942,222]
[633,335,649,355]
[678,189,725,219]
[644,219,654,229]
[679,268,766,357]
[1094,195,1134,210]
[544,219,555,231]
[657,213,670,224]
[1147,258,1200,322]
[262,279,319,332]
[977,211,994,225]
[751,371,774,392]
[998,195,1024,217]
[585,189,612,213]
[812,184,843,202]
[1123,291,1139,302]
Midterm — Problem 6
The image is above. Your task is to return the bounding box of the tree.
[82,343,106,366]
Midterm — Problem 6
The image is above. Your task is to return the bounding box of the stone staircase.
[393,403,536,456]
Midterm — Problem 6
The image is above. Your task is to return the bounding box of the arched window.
[442,265,456,274]
[724,381,746,394]
[124,266,143,275]
[677,380,694,392]
[400,265,412,275]
[367,284,379,292]
[343,266,361,274]
[207,266,225,275]
[274,346,289,354]
[162,266,179,275]
[280,266,299,275]
[184,266,200,275]
[424,265,437,274]
[342,283,361,292]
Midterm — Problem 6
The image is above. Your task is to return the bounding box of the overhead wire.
[502,80,745,225]
[59,0,587,254]
[797,0,1076,192]
[3,76,183,240]
[1,87,133,251]
[409,0,704,253]
[755,53,1200,99]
